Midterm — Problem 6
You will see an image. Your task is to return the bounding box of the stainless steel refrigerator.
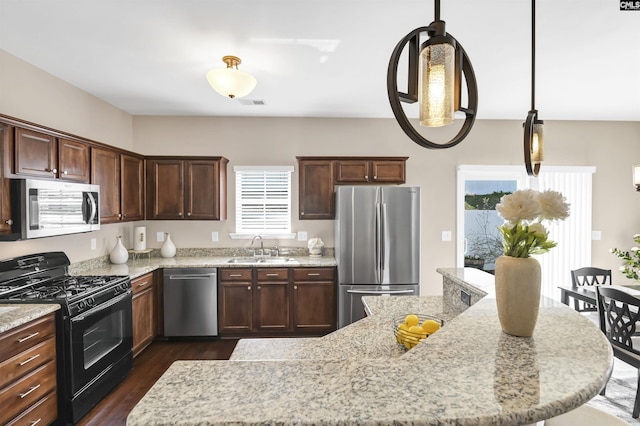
[335,186,420,328]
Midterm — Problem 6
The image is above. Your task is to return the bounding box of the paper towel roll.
[134,226,146,251]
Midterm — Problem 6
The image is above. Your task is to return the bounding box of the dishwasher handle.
[168,273,217,280]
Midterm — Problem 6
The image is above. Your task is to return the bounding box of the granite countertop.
[127,272,613,426]
[0,304,60,334]
[71,255,337,280]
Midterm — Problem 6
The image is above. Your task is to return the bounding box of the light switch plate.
[157,232,165,242]
[298,231,308,241]
[211,232,219,242]
[90,238,96,250]
[592,230,602,241]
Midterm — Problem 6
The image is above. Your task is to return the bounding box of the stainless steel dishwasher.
[163,268,218,337]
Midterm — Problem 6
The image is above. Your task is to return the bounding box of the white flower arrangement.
[496,189,570,258]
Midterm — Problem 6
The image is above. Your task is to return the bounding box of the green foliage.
[465,192,511,210]
[611,234,640,281]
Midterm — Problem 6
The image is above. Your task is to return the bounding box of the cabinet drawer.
[132,272,154,295]
[0,337,56,390]
[6,390,57,426]
[220,268,252,281]
[293,268,335,281]
[0,314,56,361]
[0,361,57,425]
[256,268,289,281]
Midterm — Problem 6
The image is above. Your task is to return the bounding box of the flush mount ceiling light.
[523,0,544,177]
[206,55,257,99]
[387,0,478,149]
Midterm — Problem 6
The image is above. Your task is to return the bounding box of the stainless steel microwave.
[2,178,100,240]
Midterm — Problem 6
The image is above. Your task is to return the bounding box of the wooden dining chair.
[571,267,612,312]
[595,286,640,419]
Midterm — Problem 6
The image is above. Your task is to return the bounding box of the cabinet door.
[292,268,337,334]
[57,138,90,182]
[185,160,220,220]
[298,160,334,220]
[370,160,406,184]
[146,159,185,220]
[132,273,155,357]
[218,281,253,334]
[120,154,144,221]
[334,160,370,183]
[255,281,290,331]
[14,128,57,178]
[0,125,12,234]
[91,147,122,224]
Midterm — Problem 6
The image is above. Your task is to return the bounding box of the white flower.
[633,247,640,252]
[528,222,547,237]
[620,266,627,272]
[496,189,541,223]
[537,190,570,221]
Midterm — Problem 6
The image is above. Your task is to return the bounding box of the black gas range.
[0,252,133,425]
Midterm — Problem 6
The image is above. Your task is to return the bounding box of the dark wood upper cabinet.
[11,128,90,182]
[297,156,408,220]
[120,154,145,222]
[0,125,12,234]
[146,157,228,221]
[298,159,335,220]
[57,138,90,182]
[14,128,57,179]
[91,147,144,223]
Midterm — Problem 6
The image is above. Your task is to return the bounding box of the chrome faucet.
[251,235,264,256]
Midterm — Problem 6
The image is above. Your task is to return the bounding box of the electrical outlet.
[157,232,165,242]
[460,290,471,306]
[441,231,452,241]
[592,230,602,241]
[211,232,219,242]
[90,238,96,250]
[297,231,308,241]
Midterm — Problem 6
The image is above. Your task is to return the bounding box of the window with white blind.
[233,166,294,236]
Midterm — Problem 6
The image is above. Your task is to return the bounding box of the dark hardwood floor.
[77,339,238,426]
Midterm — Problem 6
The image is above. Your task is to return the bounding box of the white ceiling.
[1,0,639,122]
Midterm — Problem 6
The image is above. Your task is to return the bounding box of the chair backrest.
[595,286,640,366]
[571,267,612,287]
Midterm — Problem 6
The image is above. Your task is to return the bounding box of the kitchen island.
[126,268,613,426]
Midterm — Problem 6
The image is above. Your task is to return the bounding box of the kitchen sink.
[227,257,299,265]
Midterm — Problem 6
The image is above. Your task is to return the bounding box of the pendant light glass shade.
[419,42,455,127]
[531,121,544,163]
[633,165,640,191]
[206,56,257,99]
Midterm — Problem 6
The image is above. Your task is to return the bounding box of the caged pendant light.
[523,0,544,176]
[387,0,478,149]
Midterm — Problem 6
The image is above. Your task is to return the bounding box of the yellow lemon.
[422,319,441,334]
[404,314,419,327]
[408,325,426,339]
[398,323,410,331]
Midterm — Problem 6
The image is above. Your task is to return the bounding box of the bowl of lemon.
[393,314,443,350]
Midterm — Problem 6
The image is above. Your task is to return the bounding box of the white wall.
[1,49,640,295]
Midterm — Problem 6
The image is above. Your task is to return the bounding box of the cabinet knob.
[5,219,12,225]
[178,212,183,216]
[294,285,298,290]
[257,286,261,290]
[63,170,68,175]
[373,176,377,180]
[364,175,368,179]
[52,168,58,174]
[247,286,251,291]
[301,212,305,215]
[187,212,192,217]
[117,213,122,219]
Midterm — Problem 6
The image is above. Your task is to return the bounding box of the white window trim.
[232,165,295,239]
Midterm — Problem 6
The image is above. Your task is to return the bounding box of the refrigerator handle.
[381,202,388,277]
[375,202,381,283]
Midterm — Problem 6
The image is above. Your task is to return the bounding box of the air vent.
[237,99,266,106]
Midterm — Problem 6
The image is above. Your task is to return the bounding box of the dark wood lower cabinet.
[218,267,336,337]
[132,272,156,357]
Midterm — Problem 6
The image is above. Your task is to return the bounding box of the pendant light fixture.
[633,166,640,191]
[207,55,257,99]
[387,0,478,149]
[523,0,544,176]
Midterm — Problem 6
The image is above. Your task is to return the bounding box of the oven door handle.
[71,290,131,323]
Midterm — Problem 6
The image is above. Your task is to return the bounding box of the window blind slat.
[235,168,292,234]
